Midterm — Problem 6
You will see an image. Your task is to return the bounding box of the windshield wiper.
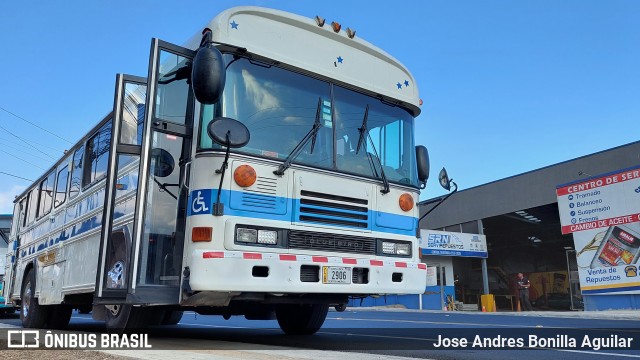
[355,105,369,155]
[356,105,390,194]
[273,98,322,176]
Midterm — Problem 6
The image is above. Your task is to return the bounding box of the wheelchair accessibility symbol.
[191,190,211,215]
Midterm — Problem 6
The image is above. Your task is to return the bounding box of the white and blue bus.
[3,6,430,334]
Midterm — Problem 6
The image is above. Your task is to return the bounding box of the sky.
[0,1,639,214]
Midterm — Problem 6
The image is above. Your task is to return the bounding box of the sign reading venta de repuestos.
[556,165,640,295]
[420,230,488,258]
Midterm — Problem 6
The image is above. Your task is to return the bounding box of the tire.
[161,310,183,325]
[276,304,329,335]
[20,269,51,328]
[104,304,148,331]
[46,305,72,329]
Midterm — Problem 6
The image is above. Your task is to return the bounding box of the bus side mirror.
[191,43,226,104]
[415,145,429,188]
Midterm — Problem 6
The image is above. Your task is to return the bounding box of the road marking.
[327,316,549,328]
[179,322,281,331]
[553,349,640,358]
[0,322,19,328]
[328,317,640,332]
[318,330,434,342]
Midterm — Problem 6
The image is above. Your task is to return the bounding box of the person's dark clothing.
[517,276,533,311]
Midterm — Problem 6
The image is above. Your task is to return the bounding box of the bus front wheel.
[104,304,148,330]
[276,304,328,335]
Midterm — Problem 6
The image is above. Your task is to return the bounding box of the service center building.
[420,141,640,311]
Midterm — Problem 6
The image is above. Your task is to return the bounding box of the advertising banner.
[426,266,438,286]
[420,230,488,258]
[556,166,640,295]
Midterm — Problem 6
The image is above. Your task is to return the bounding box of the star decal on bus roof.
[404,80,410,87]
[397,82,402,89]
[337,56,343,63]
[230,20,239,29]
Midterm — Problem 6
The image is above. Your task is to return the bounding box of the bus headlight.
[235,225,284,247]
[379,240,412,257]
[237,228,257,243]
[257,230,278,245]
[395,243,411,256]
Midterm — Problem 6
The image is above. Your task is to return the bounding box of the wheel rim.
[23,281,31,319]
[107,304,120,317]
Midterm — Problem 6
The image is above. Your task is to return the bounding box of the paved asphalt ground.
[2,308,640,359]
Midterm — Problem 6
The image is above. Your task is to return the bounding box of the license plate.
[322,266,351,284]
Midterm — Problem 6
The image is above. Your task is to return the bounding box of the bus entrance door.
[97,39,195,306]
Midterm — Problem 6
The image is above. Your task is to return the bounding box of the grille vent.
[241,177,278,209]
[298,190,368,228]
[288,230,376,255]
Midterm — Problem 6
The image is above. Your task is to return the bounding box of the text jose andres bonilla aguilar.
[433,334,633,350]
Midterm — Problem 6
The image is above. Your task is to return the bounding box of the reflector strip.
[203,252,224,259]
[243,252,263,260]
[201,251,424,272]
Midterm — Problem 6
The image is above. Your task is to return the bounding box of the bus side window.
[38,171,55,218]
[69,146,84,200]
[54,165,69,208]
[19,197,28,228]
[25,189,38,226]
[83,120,112,187]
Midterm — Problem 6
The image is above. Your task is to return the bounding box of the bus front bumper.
[188,250,427,295]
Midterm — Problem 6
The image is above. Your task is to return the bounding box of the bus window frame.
[82,119,113,190]
[54,164,69,209]
[37,170,55,219]
[69,145,85,200]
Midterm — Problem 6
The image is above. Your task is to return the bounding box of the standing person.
[517,273,533,311]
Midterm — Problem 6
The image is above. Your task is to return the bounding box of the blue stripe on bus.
[188,189,417,236]
[17,186,417,262]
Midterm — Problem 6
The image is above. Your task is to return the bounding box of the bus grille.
[288,230,376,255]
[297,190,369,228]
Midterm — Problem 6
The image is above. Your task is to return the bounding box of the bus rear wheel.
[276,304,328,335]
[20,269,50,328]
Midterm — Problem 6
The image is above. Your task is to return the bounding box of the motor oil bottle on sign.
[590,223,640,268]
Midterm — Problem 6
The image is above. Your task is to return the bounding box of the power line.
[0,148,46,170]
[0,105,73,144]
[0,123,56,160]
[0,139,53,162]
[0,135,67,154]
[0,171,32,182]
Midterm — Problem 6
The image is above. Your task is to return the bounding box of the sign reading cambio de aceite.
[556,166,640,295]
[420,230,488,258]
[556,166,640,235]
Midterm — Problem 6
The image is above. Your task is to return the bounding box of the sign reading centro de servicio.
[420,230,488,258]
[556,165,640,295]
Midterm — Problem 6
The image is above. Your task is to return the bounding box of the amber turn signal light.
[399,193,414,212]
[234,164,257,188]
[192,227,212,242]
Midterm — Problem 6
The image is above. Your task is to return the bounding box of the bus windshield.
[199,55,418,187]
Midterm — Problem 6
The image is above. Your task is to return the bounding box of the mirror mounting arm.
[417,179,457,224]
[200,28,247,53]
